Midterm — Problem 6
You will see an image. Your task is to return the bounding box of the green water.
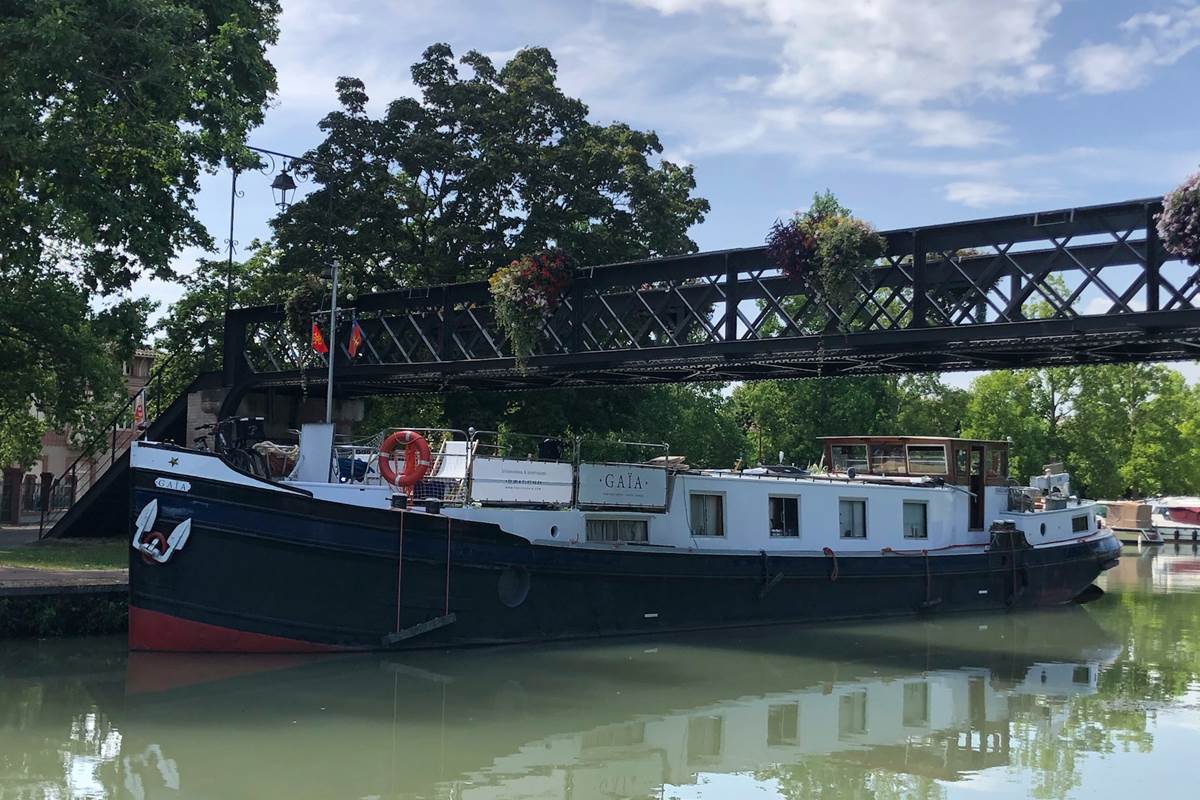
[3,546,1200,799]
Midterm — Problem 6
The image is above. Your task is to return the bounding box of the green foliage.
[0,266,154,467]
[0,414,47,472]
[0,595,127,639]
[766,191,886,327]
[488,250,572,368]
[731,375,965,467]
[358,385,746,469]
[960,363,1196,496]
[268,44,709,295]
[0,0,280,291]
[1,1,280,466]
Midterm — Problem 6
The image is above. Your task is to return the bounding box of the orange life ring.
[378,430,432,487]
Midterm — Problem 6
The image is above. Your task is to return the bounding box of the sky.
[142,0,1200,382]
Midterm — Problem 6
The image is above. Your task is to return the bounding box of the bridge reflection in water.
[9,594,1168,800]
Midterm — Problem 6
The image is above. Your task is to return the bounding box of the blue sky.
[144,0,1200,379]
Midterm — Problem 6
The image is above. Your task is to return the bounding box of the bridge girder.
[220,196,1198,409]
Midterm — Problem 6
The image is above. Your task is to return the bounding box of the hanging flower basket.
[766,192,886,325]
[489,249,573,369]
[1158,172,1200,266]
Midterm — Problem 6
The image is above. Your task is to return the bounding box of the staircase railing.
[38,354,178,539]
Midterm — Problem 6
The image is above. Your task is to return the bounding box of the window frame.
[838,497,868,539]
[768,494,801,538]
[902,681,931,727]
[902,500,929,539]
[869,443,906,475]
[585,516,650,543]
[838,690,868,738]
[767,702,800,746]
[905,444,948,476]
[1071,514,1090,533]
[830,443,869,473]
[688,491,727,537]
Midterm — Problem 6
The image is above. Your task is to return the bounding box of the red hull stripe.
[129,606,352,653]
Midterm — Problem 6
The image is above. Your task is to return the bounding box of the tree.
[268,44,709,293]
[1063,364,1191,498]
[358,384,746,470]
[1,1,280,465]
[1,1,280,291]
[161,42,714,453]
[730,374,967,468]
[155,246,281,399]
[961,371,1052,484]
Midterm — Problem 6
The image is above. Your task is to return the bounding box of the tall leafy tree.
[0,1,280,465]
[269,44,709,293]
[1063,364,1191,498]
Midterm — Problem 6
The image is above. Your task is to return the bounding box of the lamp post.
[223,145,339,425]
[223,145,330,313]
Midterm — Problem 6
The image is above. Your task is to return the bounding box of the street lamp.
[224,146,332,313]
[222,145,340,428]
[270,167,298,211]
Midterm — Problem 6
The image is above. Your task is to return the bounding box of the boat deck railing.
[325,429,672,510]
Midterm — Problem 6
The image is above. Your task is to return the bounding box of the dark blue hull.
[128,450,1121,652]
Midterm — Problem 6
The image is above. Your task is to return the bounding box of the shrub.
[1159,172,1200,266]
[489,250,573,369]
[766,191,886,326]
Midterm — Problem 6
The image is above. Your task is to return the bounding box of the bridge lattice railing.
[227,197,1193,380]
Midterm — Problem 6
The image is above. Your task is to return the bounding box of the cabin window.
[839,499,867,538]
[586,518,648,543]
[1071,515,1089,533]
[870,444,906,474]
[1072,666,1091,685]
[581,722,646,749]
[686,715,723,761]
[902,682,930,726]
[689,493,725,536]
[903,501,928,539]
[988,448,1007,479]
[838,691,868,737]
[955,448,968,479]
[767,703,799,745]
[906,445,947,475]
[769,496,800,537]
[830,444,868,472]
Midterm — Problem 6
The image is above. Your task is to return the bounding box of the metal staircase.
[37,364,218,539]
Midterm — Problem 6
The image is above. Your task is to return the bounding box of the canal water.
[3,547,1199,799]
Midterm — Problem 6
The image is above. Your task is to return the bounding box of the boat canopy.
[819,436,1010,486]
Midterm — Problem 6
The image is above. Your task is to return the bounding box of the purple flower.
[1159,172,1200,266]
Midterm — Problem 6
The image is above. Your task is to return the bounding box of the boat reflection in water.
[72,608,1116,799]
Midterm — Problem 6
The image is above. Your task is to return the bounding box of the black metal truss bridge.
[222,196,1200,403]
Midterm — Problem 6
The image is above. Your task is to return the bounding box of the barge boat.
[128,427,1120,652]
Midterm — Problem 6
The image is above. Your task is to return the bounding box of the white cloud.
[906,111,1004,149]
[945,181,1029,208]
[1066,3,1200,93]
[625,0,1061,105]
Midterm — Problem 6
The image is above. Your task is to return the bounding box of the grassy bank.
[0,539,126,570]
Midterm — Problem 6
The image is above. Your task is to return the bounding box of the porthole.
[550,525,558,538]
[1040,523,1046,536]
[498,567,531,608]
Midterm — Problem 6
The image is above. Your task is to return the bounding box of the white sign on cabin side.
[577,464,668,509]
[470,457,574,505]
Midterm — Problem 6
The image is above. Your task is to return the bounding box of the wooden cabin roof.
[819,435,1009,446]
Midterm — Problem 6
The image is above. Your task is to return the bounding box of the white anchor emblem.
[131,499,192,564]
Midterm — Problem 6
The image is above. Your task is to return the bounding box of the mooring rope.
[822,546,839,582]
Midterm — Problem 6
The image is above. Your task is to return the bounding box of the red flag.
[311,321,329,354]
[348,319,365,358]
